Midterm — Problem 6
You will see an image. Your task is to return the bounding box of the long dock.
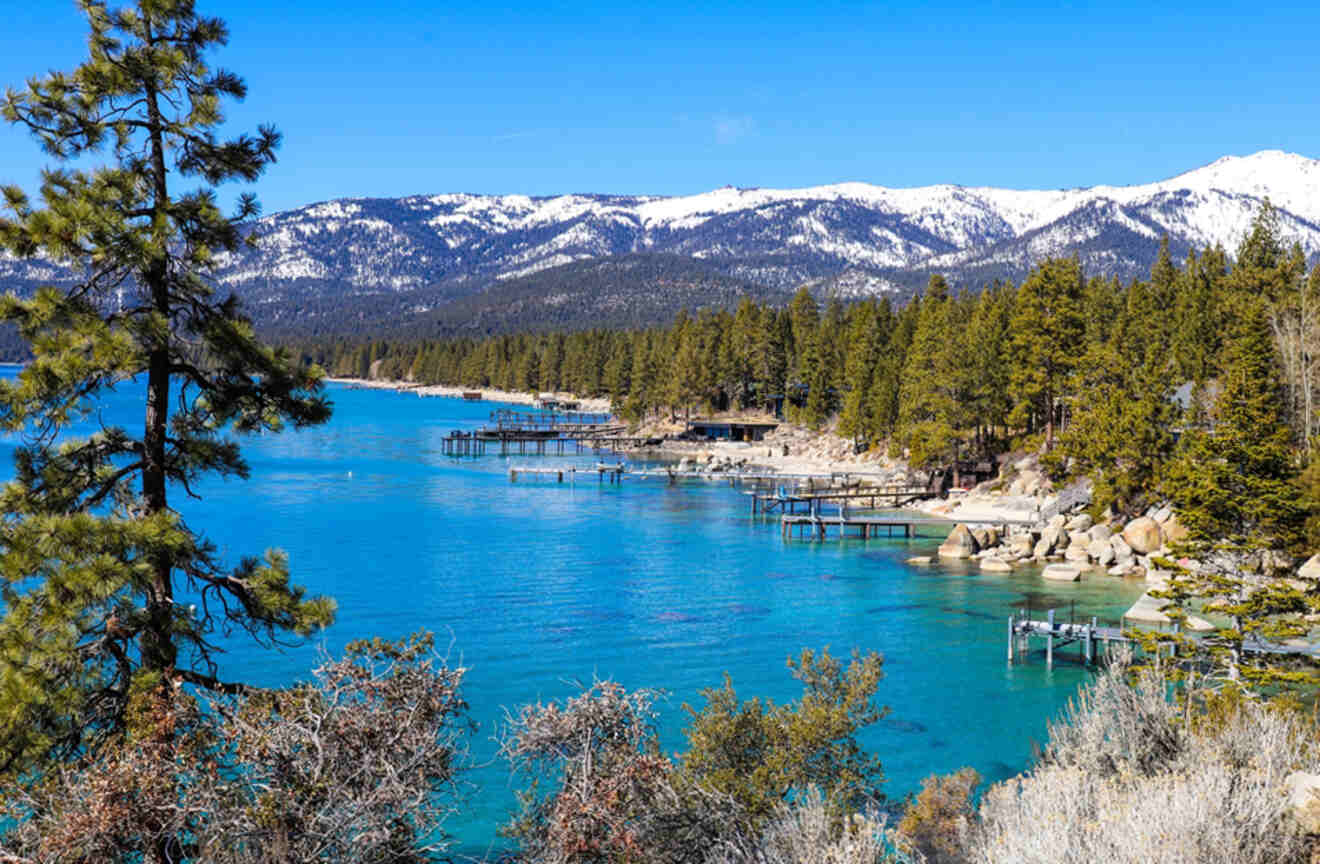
[751,485,931,515]
[442,432,658,457]
[779,509,1035,541]
[779,514,954,540]
[507,465,880,487]
[1008,608,1320,668]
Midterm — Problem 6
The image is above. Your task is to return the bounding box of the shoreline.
[325,377,613,412]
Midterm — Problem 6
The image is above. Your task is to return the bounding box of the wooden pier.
[442,431,658,457]
[751,485,933,516]
[1008,609,1126,667]
[508,465,844,487]
[1007,608,1320,668]
[779,508,1034,541]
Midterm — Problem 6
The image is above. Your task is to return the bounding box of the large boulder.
[1122,517,1163,554]
[1110,534,1133,558]
[1009,534,1035,558]
[1039,524,1068,555]
[1087,524,1112,543]
[938,524,980,559]
[981,558,1013,573]
[1008,470,1041,496]
[1162,514,1188,545]
[1064,546,1092,564]
[1064,513,1093,532]
[1089,539,1116,566]
[1042,564,1082,582]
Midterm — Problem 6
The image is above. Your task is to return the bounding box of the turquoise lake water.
[0,371,1147,854]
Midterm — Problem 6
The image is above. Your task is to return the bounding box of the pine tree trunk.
[142,61,180,864]
[140,73,176,679]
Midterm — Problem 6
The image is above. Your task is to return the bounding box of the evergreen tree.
[964,283,1013,454]
[1008,259,1086,449]
[838,301,882,444]
[1058,339,1175,515]
[800,325,833,429]
[728,298,760,408]
[868,296,918,443]
[898,276,959,466]
[1172,247,1228,383]
[1159,298,1314,692]
[0,0,334,780]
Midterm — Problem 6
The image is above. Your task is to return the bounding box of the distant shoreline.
[324,377,612,412]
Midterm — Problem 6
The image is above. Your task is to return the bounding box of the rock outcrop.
[1122,517,1163,554]
[938,524,980,559]
[1042,564,1082,582]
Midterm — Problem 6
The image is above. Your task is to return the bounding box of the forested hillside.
[300,205,1320,525]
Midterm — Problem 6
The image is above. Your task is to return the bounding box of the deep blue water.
[0,370,1146,855]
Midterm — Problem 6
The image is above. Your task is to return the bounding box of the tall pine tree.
[1159,298,1314,692]
[0,0,335,776]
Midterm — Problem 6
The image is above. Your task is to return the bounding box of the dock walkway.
[507,465,893,487]
[1008,608,1320,667]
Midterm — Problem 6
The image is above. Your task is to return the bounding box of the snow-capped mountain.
[2,150,1318,335]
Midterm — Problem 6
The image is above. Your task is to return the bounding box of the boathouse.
[536,394,580,411]
[685,417,779,442]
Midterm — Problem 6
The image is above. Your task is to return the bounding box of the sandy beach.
[326,377,613,413]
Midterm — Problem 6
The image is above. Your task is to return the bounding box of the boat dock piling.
[443,431,655,457]
[1008,609,1122,667]
[441,407,660,457]
[507,466,851,487]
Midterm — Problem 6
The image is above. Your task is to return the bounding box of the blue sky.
[2,0,1318,213]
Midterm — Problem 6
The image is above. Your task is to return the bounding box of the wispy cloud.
[713,114,755,146]
[491,130,544,142]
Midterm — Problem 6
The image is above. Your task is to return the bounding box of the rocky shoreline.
[326,377,612,412]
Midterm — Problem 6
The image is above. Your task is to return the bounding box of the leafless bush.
[966,654,1317,864]
[1040,647,1185,777]
[0,632,471,863]
[703,787,903,864]
[500,679,743,864]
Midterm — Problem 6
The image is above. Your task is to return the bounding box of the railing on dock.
[1008,609,1125,667]
[1007,608,1320,668]
[751,484,933,516]
[488,408,615,429]
[441,432,657,458]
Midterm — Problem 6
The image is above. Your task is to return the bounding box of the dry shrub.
[896,768,979,864]
[0,632,471,863]
[704,787,901,864]
[500,674,902,864]
[499,679,727,864]
[966,651,1317,864]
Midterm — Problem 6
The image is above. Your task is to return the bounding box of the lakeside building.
[684,417,780,442]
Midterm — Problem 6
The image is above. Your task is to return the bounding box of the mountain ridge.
[2,150,1318,337]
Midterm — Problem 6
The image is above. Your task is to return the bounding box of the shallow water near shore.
[0,372,1147,855]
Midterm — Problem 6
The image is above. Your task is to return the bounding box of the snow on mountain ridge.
[8,151,1320,327]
